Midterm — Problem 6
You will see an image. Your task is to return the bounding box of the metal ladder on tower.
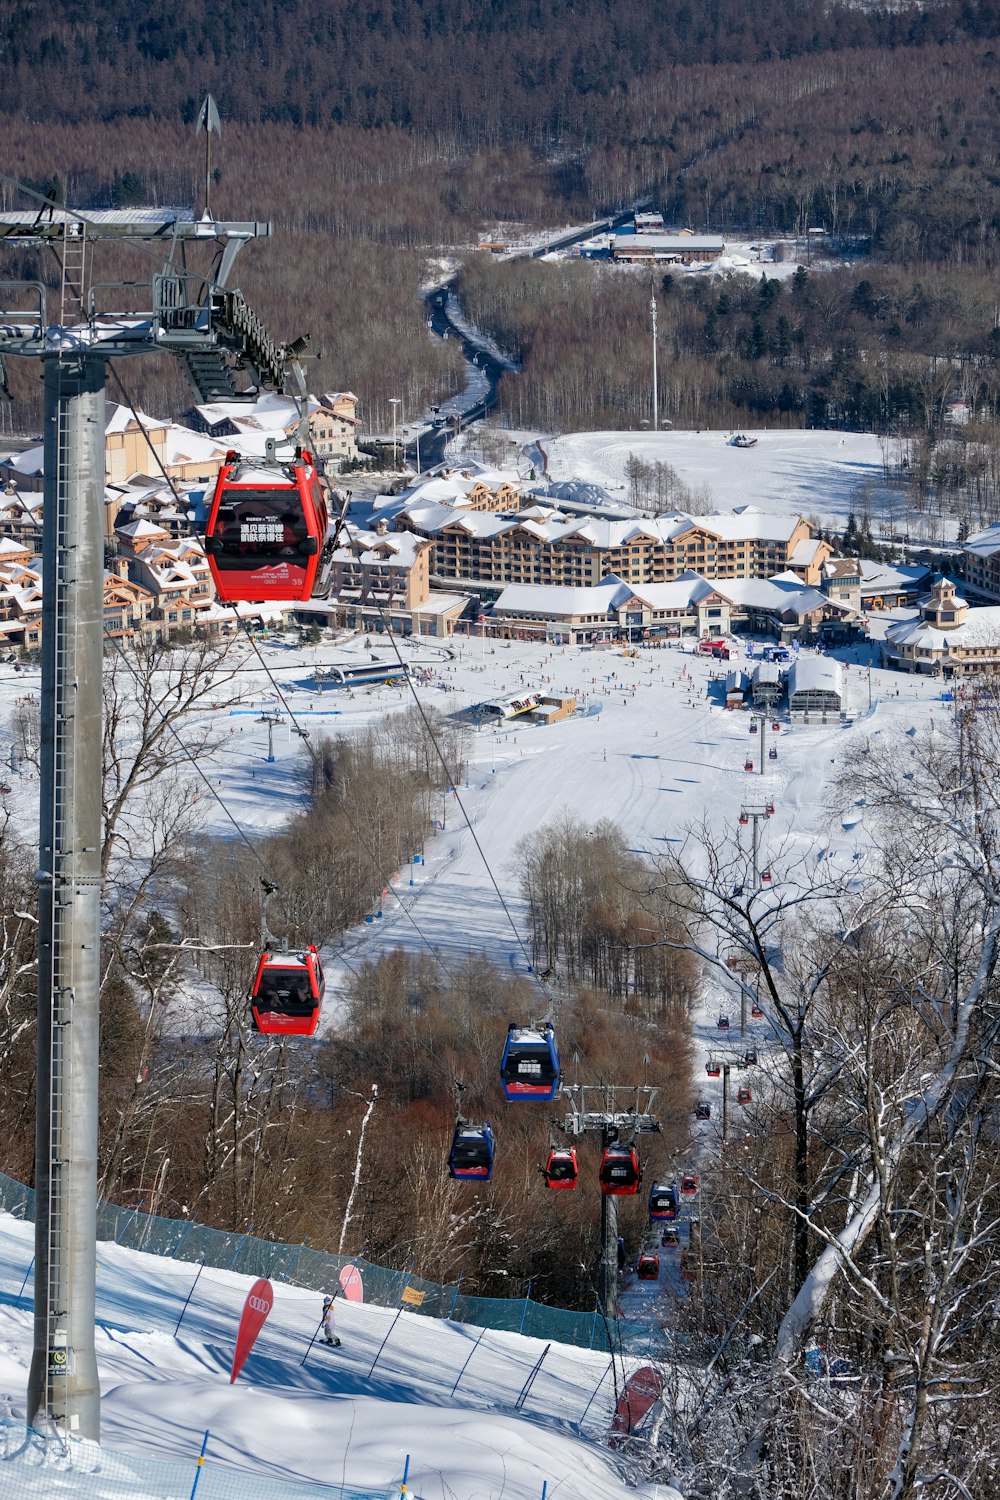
[58,218,88,329]
[42,218,85,1434]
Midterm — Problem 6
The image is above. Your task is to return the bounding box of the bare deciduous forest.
[5,5,1000,1489]
[2,12,1000,450]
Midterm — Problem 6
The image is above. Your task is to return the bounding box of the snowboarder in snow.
[322,1295,341,1347]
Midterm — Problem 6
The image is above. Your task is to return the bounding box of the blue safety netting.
[0,1169,673,1357]
[0,1417,392,1500]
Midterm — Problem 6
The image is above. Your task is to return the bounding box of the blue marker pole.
[399,1453,410,1497]
[174,1262,206,1337]
[189,1430,210,1500]
[17,1257,33,1300]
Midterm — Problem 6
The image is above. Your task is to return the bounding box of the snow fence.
[0,1170,675,1360]
[0,1415,393,1500]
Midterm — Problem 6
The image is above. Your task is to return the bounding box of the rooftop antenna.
[196,94,221,218]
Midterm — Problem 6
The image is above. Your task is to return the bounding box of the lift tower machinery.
[560,1083,660,1320]
[0,195,302,1441]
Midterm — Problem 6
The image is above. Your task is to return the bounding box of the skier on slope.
[322,1294,341,1347]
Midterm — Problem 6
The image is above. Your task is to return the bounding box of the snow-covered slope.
[0,1214,679,1500]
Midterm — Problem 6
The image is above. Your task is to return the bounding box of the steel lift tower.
[0,199,293,1440]
[561,1083,660,1320]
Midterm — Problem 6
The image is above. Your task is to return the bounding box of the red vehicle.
[543,1146,578,1190]
[250,946,325,1036]
[637,1252,660,1281]
[681,1171,699,1196]
[706,1058,721,1078]
[205,448,330,603]
[737,1084,753,1105]
[599,1143,641,1196]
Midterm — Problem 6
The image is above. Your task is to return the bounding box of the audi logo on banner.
[230,1277,275,1384]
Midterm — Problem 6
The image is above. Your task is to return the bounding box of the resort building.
[394,502,829,597]
[882,577,1000,676]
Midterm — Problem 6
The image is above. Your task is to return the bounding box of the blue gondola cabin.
[448,1123,495,1181]
[500,1022,560,1101]
[648,1182,680,1221]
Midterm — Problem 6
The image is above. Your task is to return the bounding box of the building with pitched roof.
[882,577,1000,676]
[962,522,1000,602]
[394,500,827,597]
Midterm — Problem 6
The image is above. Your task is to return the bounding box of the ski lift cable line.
[108,367,451,986]
[232,614,461,985]
[363,588,551,1013]
[104,635,368,981]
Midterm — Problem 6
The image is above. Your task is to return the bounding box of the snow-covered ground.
[0,561,952,1498]
[538,429,899,533]
[0,1214,681,1500]
[0,630,948,1011]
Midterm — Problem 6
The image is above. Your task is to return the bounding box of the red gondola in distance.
[204,449,329,603]
[250,946,325,1036]
[543,1146,578,1190]
[599,1143,641,1196]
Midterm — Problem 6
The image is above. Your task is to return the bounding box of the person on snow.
[322,1294,341,1347]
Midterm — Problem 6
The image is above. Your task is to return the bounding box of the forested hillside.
[2,0,989,142]
[2,2,1000,435]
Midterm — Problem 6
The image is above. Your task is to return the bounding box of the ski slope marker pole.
[300,1313,326,1367]
[399,1453,410,1496]
[368,1306,404,1378]
[189,1430,210,1500]
[174,1263,206,1337]
[17,1257,33,1300]
[450,1326,486,1396]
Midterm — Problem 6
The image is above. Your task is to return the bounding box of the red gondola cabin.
[637,1253,660,1281]
[205,449,330,603]
[600,1143,641,1196]
[250,947,325,1036]
[543,1146,578,1190]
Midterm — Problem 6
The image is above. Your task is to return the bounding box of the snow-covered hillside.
[0,1213,679,1500]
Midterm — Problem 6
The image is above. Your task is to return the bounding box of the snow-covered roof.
[411,591,469,616]
[612,234,724,251]
[788,658,843,698]
[160,427,229,467]
[628,575,720,611]
[858,559,931,595]
[116,518,169,539]
[963,523,1000,559]
[493,578,632,617]
[2,446,43,477]
[334,526,429,569]
[692,506,802,543]
[713,577,833,615]
[106,402,168,435]
[788,537,825,566]
[886,606,1000,652]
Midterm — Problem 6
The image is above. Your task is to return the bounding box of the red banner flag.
[339,1264,364,1303]
[608,1365,664,1447]
[229,1277,274,1384]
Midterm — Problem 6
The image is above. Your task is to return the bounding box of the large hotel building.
[392,496,831,596]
